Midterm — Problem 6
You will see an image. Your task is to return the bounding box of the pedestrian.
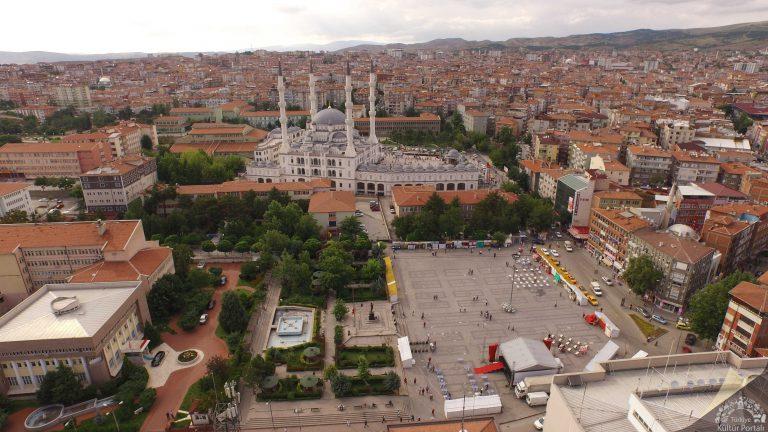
[404,377,408,384]
[432,408,435,417]
[364,420,369,428]
[414,377,417,384]
[411,415,415,421]
[399,416,403,422]
[485,300,488,306]
[382,416,386,423]
[494,252,496,258]
[421,312,425,319]
[347,420,351,427]
[423,321,426,328]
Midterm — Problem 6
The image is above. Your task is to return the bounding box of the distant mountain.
[341,21,768,52]
[0,51,212,65]
[259,40,383,52]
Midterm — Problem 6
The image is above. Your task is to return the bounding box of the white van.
[564,241,573,252]
[525,392,550,407]
[590,281,603,296]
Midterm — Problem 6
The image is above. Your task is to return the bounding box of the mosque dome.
[667,224,699,241]
[314,108,346,126]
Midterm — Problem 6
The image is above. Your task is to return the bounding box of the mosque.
[245,62,481,196]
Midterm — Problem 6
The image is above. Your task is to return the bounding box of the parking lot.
[30,190,81,217]
[392,248,611,422]
[355,198,391,241]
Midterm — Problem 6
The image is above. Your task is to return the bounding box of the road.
[544,237,696,357]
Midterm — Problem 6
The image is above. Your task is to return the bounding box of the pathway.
[249,272,282,355]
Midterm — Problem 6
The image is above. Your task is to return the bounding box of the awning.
[568,226,590,240]
[473,361,505,374]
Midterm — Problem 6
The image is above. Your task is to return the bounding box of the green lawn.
[256,377,322,401]
[336,346,395,369]
[180,378,206,411]
[629,314,668,339]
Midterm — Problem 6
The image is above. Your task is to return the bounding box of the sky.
[3,0,768,53]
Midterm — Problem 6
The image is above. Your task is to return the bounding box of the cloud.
[0,0,767,52]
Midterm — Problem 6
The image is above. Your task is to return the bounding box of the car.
[534,417,545,431]
[370,205,380,211]
[220,275,227,286]
[207,299,216,310]
[369,200,377,205]
[635,306,650,318]
[38,198,49,202]
[676,317,692,330]
[590,281,602,296]
[151,350,166,367]
[685,333,697,346]
[555,232,563,238]
[56,199,63,204]
[550,249,559,257]
[586,295,599,306]
[601,276,613,286]
[56,203,64,209]
[651,314,668,325]
[540,248,549,255]
[389,206,395,214]
[199,314,209,324]
[354,210,363,217]
[196,261,205,269]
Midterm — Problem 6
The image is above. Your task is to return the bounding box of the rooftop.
[0,281,141,342]
[308,190,356,213]
[0,182,31,196]
[0,220,140,254]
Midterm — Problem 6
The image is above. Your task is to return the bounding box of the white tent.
[584,340,620,372]
[444,395,502,419]
[397,336,414,368]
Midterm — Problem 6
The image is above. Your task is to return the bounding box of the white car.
[196,262,205,269]
[199,314,209,324]
[540,248,549,255]
[550,249,559,257]
[555,232,563,238]
[601,276,613,286]
[534,417,545,430]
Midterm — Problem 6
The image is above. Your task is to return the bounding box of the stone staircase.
[242,409,408,429]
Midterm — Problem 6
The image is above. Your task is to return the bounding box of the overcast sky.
[3,0,768,53]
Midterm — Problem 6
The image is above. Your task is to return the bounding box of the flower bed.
[177,350,199,364]
[256,377,322,401]
[265,343,324,372]
[336,346,395,369]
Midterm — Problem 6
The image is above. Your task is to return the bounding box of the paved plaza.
[392,248,610,422]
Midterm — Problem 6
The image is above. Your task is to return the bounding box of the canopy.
[474,362,505,374]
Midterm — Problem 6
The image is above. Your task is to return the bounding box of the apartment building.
[709,203,768,255]
[354,113,441,137]
[719,162,761,191]
[587,208,650,271]
[537,168,575,200]
[591,190,643,210]
[154,116,189,137]
[0,183,33,218]
[670,151,721,184]
[12,106,56,122]
[742,175,768,204]
[0,141,110,179]
[568,143,620,170]
[80,155,158,213]
[63,121,155,159]
[457,105,489,135]
[555,174,595,235]
[0,220,173,304]
[627,228,717,314]
[657,119,695,149]
[54,85,91,108]
[0,281,151,395]
[391,185,517,218]
[625,145,673,187]
[700,213,754,275]
[666,183,716,232]
[531,134,561,163]
[717,276,768,357]
[590,157,630,186]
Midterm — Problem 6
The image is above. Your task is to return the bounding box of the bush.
[333,299,348,321]
[240,261,260,281]
[336,346,395,368]
[138,388,157,410]
[334,325,343,345]
[220,291,249,334]
[209,267,223,277]
[179,312,199,331]
[143,322,163,350]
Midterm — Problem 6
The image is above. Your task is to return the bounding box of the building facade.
[587,208,650,271]
[0,142,111,179]
[0,183,33,218]
[717,278,768,357]
[80,155,158,213]
[625,146,673,187]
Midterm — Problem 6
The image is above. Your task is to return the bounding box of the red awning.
[474,361,505,374]
[568,226,590,240]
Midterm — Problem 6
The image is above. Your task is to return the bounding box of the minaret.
[277,61,290,152]
[368,59,378,144]
[344,61,356,157]
[308,60,317,123]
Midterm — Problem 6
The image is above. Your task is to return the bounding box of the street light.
[266,402,275,431]
[106,401,123,432]
[64,419,77,431]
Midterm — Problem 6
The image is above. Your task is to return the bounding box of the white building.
[0,183,33,218]
[80,155,158,213]
[246,62,480,196]
[657,119,695,149]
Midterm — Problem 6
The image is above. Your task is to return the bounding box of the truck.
[514,375,553,398]
[525,392,550,407]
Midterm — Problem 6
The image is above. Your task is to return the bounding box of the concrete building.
[0,281,151,395]
[457,105,489,135]
[708,203,768,255]
[670,151,721,184]
[543,351,768,432]
[719,162,760,192]
[587,208,650,271]
[308,190,356,231]
[666,183,716,232]
[538,168,576,201]
[241,110,310,129]
[153,116,189,137]
[568,143,620,171]
[591,190,643,210]
[625,146,673,187]
[627,227,718,314]
[354,113,441,137]
[657,119,695,149]
[531,134,561,163]
[717,277,768,357]
[555,174,595,239]
[0,141,111,179]
[169,106,220,123]
[80,155,158,213]
[391,186,517,218]
[589,156,630,186]
[54,85,91,108]
[700,213,754,275]
[0,220,172,304]
[0,183,33,218]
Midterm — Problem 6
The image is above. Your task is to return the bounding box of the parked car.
[196,261,205,269]
[555,232,563,238]
[199,314,209,324]
[354,210,363,217]
[564,241,573,252]
[590,281,603,296]
[220,275,227,286]
[151,351,166,367]
[586,294,599,306]
[651,314,668,325]
[676,317,692,330]
[207,299,216,310]
[540,248,549,255]
[534,417,545,431]
[389,206,395,214]
[601,276,613,286]
[685,333,697,346]
[635,306,650,318]
[550,249,559,257]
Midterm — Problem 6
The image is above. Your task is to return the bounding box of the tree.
[360,258,383,282]
[141,134,153,150]
[333,299,349,321]
[334,324,344,345]
[244,355,275,388]
[187,268,213,290]
[173,244,193,279]
[317,245,355,293]
[46,210,64,222]
[689,271,755,340]
[220,291,249,333]
[356,356,371,382]
[623,255,663,296]
[330,373,351,397]
[234,240,251,253]
[383,371,401,392]
[0,210,28,224]
[339,216,364,240]
[323,364,339,381]
[143,322,163,350]
[217,239,234,253]
[37,366,84,405]
[240,261,261,281]
[201,240,216,252]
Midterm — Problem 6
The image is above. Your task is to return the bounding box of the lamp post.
[106,401,123,432]
[266,402,275,431]
[64,420,78,432]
